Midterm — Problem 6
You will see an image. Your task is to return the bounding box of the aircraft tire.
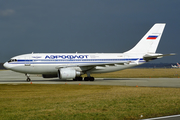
[74,77,83,81]
[84,77,89,81]
[90,77,94,81]
[26,78,31,82]
[84,77,94,81]
[77,77,82,81]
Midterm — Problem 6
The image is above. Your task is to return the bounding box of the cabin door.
[25,56,31,66]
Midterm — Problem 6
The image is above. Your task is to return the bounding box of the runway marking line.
[142,114,180,120]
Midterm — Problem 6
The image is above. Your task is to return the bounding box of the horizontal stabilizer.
[143,53,175,61]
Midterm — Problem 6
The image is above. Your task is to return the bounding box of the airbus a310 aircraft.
[4,23,174,81]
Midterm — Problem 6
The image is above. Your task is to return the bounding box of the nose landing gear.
[25,74,31,82]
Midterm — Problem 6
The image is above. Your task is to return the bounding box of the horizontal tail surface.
[125,23,166,54]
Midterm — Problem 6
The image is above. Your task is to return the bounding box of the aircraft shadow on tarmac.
[103,78,132,81]
[33,78,132,82]
[0,78,134,83]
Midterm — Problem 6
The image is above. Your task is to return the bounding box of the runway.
[1,70,180,87]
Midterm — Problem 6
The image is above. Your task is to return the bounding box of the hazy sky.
[0,0,179,63]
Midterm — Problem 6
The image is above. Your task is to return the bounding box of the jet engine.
[58,68,81,79]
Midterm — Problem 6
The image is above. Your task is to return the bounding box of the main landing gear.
[73,77,83,81]
[25,74,31,82]
[73,72,94,81]
[73,77,95,81]
[73,77,94,81]
[84,77,94,81]
[84,72,94,81]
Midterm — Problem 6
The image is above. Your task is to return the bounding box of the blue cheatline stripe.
[10,58,145,64]
[17,58,144,61]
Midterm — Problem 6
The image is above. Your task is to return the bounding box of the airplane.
[171,63,180,68]
[3,23,175,82]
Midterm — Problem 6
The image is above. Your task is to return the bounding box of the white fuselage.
[4,53,145,75]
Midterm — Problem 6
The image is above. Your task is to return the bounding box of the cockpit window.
[8,59,17,63]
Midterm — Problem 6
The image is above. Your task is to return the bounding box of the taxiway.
[0,70,180,87]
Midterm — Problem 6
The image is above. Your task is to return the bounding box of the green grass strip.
[0,84,180,119]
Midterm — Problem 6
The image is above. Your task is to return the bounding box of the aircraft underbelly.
[90,64,138,73]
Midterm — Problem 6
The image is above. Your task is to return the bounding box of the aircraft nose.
[3,62,10,69]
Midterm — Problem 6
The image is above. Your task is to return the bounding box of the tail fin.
[125,23,166,54]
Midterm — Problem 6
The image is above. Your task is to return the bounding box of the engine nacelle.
[58,68,81,79]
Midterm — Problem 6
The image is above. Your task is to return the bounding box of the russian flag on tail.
[147,35,158,40]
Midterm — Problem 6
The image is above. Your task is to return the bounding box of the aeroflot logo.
[45,55,89,59]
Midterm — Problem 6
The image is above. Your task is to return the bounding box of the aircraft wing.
[55,61,130,69]
[143,53,175,61]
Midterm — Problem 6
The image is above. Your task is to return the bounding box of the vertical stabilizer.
[125,23,166,54]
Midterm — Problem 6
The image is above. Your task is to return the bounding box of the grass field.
[0,84,180,120]
[0,68,180,119]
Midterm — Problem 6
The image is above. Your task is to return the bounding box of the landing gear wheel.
[84,77,88,81]
[84,77,94,81]
[73,77,83,81]
[77,77,83,81]
[90,77,94,81]
[26,77,31,82]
